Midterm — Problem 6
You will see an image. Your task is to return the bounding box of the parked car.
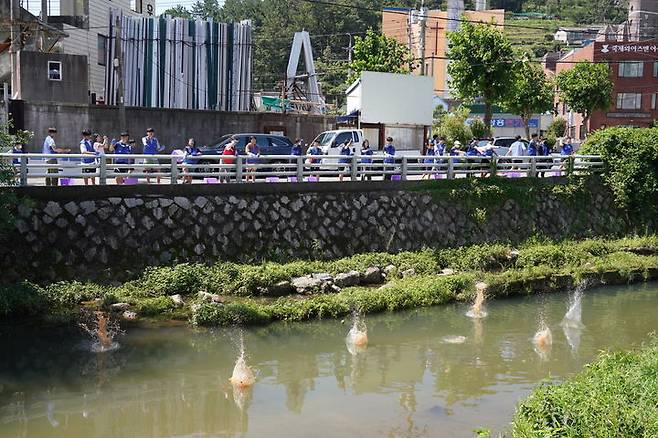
[197,133,295,172]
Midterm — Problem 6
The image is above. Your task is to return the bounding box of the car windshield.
[476,140,489,148]
[314,132,336,148]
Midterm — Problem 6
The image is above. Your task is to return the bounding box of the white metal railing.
[0,152,604,186]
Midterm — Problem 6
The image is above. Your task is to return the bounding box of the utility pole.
[41,0,48,22]
[419,2,427,75]
[114,14,126,130]
[10,0,20,99]
[345,33,353,78]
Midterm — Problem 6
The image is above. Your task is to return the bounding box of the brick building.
[552,41,658,139]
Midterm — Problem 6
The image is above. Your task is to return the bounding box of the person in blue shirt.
[111,132,133,184]
[536,136,552,177]
[383,137,396,180]
[527,133,539,157]
[436,137,446,156]
[561,137,574,156]
[465,139,482,178]
[11,142,24,166]
[422,140,436,180]
[79,129,97,185]
[306,140,323,181]
[360,139,374,181]
[43,127,70,186]
[291,138,303,157]
[142,127,164,184]
[338,140,352,181]
[182,138,201,184]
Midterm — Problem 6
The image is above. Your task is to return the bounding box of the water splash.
[79,311,121,353]
[561,281,588,354]
[533,321,552,360]
[466,282,488,319]
[346,315,368,355]
[229,339,256,389]
[561,281,587,329]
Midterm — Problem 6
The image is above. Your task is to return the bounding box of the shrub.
[580,127,658,219]
[0,282,47,317]
[137,263,208,296]
[135,296,176,316]
[512,341,658,437]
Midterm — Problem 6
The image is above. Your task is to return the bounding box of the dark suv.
[200,133,294,156]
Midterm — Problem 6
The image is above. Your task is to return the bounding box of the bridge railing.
[0,152,604,186]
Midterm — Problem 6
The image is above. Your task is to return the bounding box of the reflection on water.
[1,283,657,438]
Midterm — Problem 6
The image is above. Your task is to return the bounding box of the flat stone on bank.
[170,294,184,307]
[362,266,384,284]
[334,270,361,287]
[111,302,131,311]
[292,276,323,293]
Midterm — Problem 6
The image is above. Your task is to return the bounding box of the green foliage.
[512,340,658,437]
[0,282,48,317]
[138,263,210,296]
[501,61,554,138]
[556,62,613,129]
[469,118,488,140]
[434,106,473,146]
[347,29,416,84]
[546,117,567,138]
[580,127,658,218]
[160,5,192,18]
[135,297,176,316]
[447,22,517,132]
[0,122,33,236]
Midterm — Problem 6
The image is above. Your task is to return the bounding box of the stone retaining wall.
[0,179,633,283]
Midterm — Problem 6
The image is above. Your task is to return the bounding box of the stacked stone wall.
[0,180,631,283]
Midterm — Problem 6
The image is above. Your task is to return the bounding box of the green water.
[1,283,657,437]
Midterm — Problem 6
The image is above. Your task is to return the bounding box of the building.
[553,41,658,139]
[549,1,658,139]
[553,27,602,46]
[466,104,553,138]
[345,71,434,150]
[382,6,504,99]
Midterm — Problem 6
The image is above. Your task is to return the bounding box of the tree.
[160,5,192,19]
[556,61,612,135]
[502,61,554,139]
[0,122,32,236]
[347,29,416,84]
[434,106,473,146]
[447,22,518,136]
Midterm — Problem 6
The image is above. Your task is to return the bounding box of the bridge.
[0,153,603,186]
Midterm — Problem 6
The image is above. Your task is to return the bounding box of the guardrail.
[0,153,604,186]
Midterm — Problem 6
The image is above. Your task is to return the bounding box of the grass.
[511,339,658,437]
[2,235,658,326]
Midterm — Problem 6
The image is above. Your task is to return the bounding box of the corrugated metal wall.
[105,10,252,111]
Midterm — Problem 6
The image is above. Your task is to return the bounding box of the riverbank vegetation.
[511,339,658,437]
[2,236,658,326]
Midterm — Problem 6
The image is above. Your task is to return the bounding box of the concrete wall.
[0,179,637,284]
[16,102,336,151]
[16,52,89,104]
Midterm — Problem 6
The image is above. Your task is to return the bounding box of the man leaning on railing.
[42,127,71,187]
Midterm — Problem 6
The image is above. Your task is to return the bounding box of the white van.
[313,129,364,155]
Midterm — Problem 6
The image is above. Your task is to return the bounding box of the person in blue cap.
[142,127,164,184]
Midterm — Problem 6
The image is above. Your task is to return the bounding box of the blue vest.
[81,139,95,163]
[114,142,132,164]
[383,144,395,164]
[143,136,160,155]
[361,148,373,164]
[291,145,302,156]
[527,141,538,157]
[561,144,573,155]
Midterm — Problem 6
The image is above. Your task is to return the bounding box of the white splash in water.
[561,282,587,328]
[466,282,488,319]
[229,335,255,389]
[79,311,121,353]
[346,315,368,355]
[533,321,552,360]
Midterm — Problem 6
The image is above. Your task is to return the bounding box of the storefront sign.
[600,44,658,54]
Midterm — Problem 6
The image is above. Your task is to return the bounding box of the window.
[333,132,353,147]
[652,93,657,110]
[98,35,108,66]
[618,61,644,77]
[47,61,62,81]
[654,61,658,77]
[616,92,642,110]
